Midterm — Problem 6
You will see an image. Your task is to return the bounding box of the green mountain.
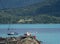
[0,0,60,24]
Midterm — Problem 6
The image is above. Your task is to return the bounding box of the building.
[18,18,33,23]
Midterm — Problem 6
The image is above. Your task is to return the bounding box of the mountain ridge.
[0,0,60,24]
[0,0,44,9]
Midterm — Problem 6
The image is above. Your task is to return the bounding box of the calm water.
[0,24,60,44]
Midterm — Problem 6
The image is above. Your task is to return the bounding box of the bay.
[0,24,60,44]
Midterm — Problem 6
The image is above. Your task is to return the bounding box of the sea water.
[0,32,60,44]
[0,24,60,44]
[36,33,60,44]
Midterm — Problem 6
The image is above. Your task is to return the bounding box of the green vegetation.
[0,13,60,24]
[0,0,60,24]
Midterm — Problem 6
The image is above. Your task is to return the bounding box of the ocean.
[0,24,60,44]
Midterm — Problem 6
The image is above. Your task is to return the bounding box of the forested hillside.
[0,0,60,24]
